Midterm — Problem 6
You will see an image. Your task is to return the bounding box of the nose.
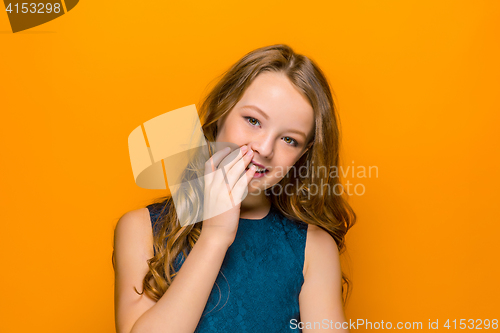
[249,132,274,160]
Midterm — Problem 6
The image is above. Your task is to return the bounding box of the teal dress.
[147,201,309,332]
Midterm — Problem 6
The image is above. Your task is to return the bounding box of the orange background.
[1,0,499,332]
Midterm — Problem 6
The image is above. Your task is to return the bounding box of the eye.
[244,117,261,126]
[282,136,298,146]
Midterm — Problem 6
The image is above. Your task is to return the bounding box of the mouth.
[246,161,270,174]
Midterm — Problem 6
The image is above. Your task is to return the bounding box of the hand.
[200,145,257,248]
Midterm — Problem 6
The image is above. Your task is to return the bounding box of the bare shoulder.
[300,225,347,328]
[114,207,154,259]
[114,207,157,333]
[303,224,341,277]
[115,208,151,232]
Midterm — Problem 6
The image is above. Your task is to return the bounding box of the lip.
[245,160,270,178]
[250,160,268,170]
[252,170,267,178]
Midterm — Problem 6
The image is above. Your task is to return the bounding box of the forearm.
[130,234,228,333]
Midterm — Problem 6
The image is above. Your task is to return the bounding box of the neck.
[239,191,271,219]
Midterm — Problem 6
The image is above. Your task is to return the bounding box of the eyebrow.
[241,105,308,139]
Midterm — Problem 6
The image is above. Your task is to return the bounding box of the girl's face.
[216,71,315,193]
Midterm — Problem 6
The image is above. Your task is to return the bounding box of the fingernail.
[241,145,248,153]
[247,149,254,155]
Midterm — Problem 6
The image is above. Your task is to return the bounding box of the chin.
[247,180,277,194]
[246,183,268,195]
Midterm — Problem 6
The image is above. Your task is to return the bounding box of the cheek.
[217,119,247,142]
[276,153,301,170]
[268,156,301,179]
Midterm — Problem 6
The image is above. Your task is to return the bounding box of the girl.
[113,44,356,333]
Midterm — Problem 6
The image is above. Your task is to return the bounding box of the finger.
[213,146,247,187]
[232,164,258,204]
[208,146,244,188]
[219,145,248,173]
[205,146,231,174]
[225,148,254,188]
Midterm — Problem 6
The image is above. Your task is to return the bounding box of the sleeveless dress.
[147,201,309,332]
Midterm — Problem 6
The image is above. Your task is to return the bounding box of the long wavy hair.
[112,44,357,306]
